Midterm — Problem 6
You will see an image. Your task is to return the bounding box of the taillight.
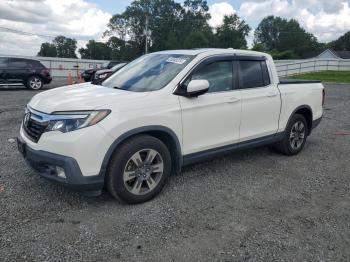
[322,89,325,106]
[41,68,50,76]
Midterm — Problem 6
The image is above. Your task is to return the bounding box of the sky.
[0,0,350,56]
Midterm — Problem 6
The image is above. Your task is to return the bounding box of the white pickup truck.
[18,49,324,203]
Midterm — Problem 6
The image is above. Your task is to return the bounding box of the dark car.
[92,63,127,84]
[0,57,52,90]
[81,60,125,82]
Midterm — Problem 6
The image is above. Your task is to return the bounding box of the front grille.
[23,115,48,143]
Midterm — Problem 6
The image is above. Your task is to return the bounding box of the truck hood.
[28,83,149,113]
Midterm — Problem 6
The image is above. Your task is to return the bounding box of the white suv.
[18,49,324,204]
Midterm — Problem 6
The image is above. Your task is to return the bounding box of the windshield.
[102,54,194,92]
[111,63,126,71]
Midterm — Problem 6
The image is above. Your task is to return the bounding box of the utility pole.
[145,16,149,54]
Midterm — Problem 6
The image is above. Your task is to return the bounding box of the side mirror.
[186,79,209,97]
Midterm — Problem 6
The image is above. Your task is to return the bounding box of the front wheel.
[26,76,43,90]
[271,114,308,155]
[106,135,171,204]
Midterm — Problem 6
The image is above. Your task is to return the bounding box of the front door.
[178,59,241,155]
[0,57,8,84]
[7,58,30,84]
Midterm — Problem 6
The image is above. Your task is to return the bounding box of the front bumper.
[82,73,93,81]
[17,136,104,195]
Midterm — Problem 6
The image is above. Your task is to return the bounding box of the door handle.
[228,97,240,103]
[266,92,278,97]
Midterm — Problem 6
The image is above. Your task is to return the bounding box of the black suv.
[81,60,125,82]
[0,57,52,90]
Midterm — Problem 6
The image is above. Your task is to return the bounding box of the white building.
[316,49,350,60]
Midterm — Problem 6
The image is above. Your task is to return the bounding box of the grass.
[290,71,350,83]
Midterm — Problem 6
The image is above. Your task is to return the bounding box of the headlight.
[98,73,108,79]
[46,110,110,133]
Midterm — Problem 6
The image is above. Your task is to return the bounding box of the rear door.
[0,57,8,84]
[238,57,281,141]
[7,58,32,84]
[178,57,241,155]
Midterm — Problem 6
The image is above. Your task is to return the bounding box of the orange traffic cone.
[78,73,85,83]
[67,71,73,85]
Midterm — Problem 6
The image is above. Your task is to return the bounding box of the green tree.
[329,31,350,50]
[164,31,180,50]
[104,0,214,58]
[251,43,265,52]
[53,35,77,58]
[182,0,211,32]
[79,40,112,60]
[268,49,297,59]
[107,36,142,61]
[37,42,57,57]
[254,16,322,58]
[254,16,285,51]
[215,14,250,49]
[183,31,209,48]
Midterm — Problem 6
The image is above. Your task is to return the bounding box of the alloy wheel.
[29,77,42,90]
[289,121,306,150]
[123,149,164,195]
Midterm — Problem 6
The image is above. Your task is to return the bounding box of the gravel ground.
[0,84,349,261]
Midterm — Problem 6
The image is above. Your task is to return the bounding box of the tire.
[106,135,172,204]
[26,76,43,90]
[271,114,308,155]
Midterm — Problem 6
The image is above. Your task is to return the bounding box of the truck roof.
[154,48,267,57]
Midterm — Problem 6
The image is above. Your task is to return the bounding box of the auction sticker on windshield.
[166,57,189,65]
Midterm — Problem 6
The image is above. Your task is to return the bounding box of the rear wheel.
[106,135,171,204]
[271,114,308,155]
[26,76,43,90]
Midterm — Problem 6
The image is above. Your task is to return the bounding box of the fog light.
[56,166,66,179]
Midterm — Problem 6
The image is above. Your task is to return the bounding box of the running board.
[0,83,23,86]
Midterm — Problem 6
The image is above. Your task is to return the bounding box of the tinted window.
[31,60,45,69]
[190,61,233,93]
[239,60,269,89]
[0,58,8,69]
[8,59,44,69]
[9,59,31,69]
[108,62,120,68]
[111,63,126,71]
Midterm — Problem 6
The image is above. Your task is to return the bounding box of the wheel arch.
[287,105,313,135]
[26,74,43,82]
[99,126,183,179]
[25,74,43,88]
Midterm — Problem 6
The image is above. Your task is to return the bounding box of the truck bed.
[279,79,321,84]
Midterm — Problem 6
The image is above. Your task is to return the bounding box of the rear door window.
[0,57,8,69]
[9,59,32,69]
[238,60,270,89]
